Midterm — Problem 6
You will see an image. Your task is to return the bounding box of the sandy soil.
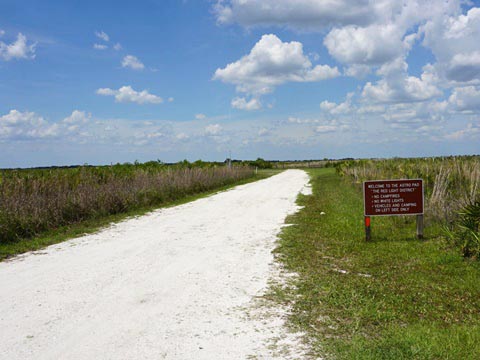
[0,170,312,359]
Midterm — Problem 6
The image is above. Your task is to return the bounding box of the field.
[0,161,255,259]
[271,161,480,359]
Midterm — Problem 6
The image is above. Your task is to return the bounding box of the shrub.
[249,158,273,169]
[445,199,480,258]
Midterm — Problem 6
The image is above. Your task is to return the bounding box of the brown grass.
[0,164,253,243]
[337,156,480,223]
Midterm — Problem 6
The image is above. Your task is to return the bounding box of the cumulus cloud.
[0,33,36,61]
[205,124,222,135]
[362,60,442,103]
[231,97,262,111]
[63,110,90,124]
[213,0,376,29]
[422,7,480,83]
[96,86,163,104]
[448,86,480,112]
[324,24,407,67]
[213,34,339,97]
[95,31,110,42]
[122,55,145,70]
[195,114,207,120]
[0,110,58,139]
[215,1,460,70]
[446,51,480,83]
[320,93,354,115]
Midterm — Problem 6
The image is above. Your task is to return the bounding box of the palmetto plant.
[445,199,480,258]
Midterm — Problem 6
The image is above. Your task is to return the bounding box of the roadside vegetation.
[0,160,257,259]
[338,156,480,258]
[272,162,480,359]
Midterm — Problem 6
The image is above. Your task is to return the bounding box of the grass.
[0,169,279,261]
[0,163,253,244]
[271,168,480,359]
[337,156,480,223]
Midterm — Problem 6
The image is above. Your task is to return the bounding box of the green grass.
[0,170,279,261]
[272,168,480,359]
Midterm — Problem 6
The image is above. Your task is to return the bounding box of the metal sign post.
[365,216,371,241]
[363,179,424,241]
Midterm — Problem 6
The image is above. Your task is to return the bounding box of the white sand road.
[0,170,314,360]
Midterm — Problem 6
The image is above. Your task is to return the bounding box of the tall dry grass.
[0,164,253,243]
[337,156,480,223]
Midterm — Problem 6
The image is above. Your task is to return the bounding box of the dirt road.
[0,170,311,359]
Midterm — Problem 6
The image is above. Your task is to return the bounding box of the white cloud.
[205,124,222,135]
[315,125,337,133]
[231,97,262,111]
[176,132,189,140]
[168,97,174,102]
[213,0,376,29]
[258,128,269,136]
[0,33,36,61]
[345,64,371,78]
[0,29,5,37]
[93,43,108,50]
[0,110,58,139]
[376,101,447,135]
[357,105,385,114]
[446,51,480,83]
[122,55,145,70]
[213,0,462,73]
[320,93,354,115]
[324,24,406,67]
[288,117,320,124]
[195,114,207,120]
[444,123,480,140]
[63,110,91,124]
[113,43,122,51]
[96,86,163,104]
[362,60,442,103]
[95,31,109,42]
[213,34,339,96]
[448,86,480,112]
[422,7,480,83]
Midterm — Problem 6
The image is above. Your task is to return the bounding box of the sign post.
[365,216,371,241]
[363,179,424,241]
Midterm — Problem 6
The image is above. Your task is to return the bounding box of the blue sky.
[1,0,479,167]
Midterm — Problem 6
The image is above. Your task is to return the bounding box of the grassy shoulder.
[272,168,480,359]
[0,169,281,261]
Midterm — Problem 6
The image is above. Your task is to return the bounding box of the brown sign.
[364,179,423,216]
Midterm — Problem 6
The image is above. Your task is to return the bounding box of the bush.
[445,199,480,258]
[249,158,273,169]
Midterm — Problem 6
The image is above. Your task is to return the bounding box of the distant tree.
[249,158,273,169]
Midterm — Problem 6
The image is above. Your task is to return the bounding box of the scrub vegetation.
[338,156,480,258]
[272,165,480,359]
[0,161,254,256]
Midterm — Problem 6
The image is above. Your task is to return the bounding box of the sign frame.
[362,178,424,241]
[363,179,424,217]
